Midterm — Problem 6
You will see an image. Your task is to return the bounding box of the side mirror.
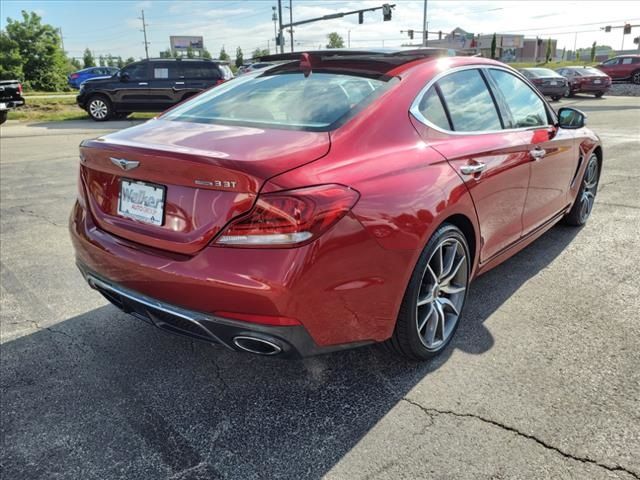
[120,72,130,82]
[557,107,586,129]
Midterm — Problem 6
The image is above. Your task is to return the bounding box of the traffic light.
[382,4,392,21]
[623,23,631,34]
[408,29,414,39]
[358,12,363,24]
[605,25,611,32]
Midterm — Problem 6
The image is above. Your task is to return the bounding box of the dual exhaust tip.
[232,335,283,356]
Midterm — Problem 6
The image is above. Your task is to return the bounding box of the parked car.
[68,67,120,89]
[555,66,611,97]
[77,58,234,121]
[70,50,602,360]
[595,54,640,84]
[237,62,274,75]
[519,68,569,101]
[0,80,25,124]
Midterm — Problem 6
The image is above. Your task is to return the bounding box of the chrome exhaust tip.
[233,336,283,356]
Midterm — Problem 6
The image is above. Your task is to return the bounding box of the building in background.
[425,27,557,62]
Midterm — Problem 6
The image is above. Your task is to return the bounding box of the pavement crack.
[18,207,65,227]
[403,398,639,479]
[210,358,229,392]
[31,321,90,353]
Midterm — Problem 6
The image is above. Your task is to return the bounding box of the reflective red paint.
[70,56,601,354]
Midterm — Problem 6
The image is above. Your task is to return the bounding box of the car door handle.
[460,163,486,175]
[138,82,148,86]
[174,82,185,85]
[530,147,546,160]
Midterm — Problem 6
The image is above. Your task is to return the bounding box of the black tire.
[564,153,600,226]
[385,223,471,360]
[632,70,640,85]
[0,110,7,125]
[87,94,112,121]
[552,95,561,101]
[594,92,604,98]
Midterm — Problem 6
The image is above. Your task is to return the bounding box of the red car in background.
[596,55,640,84]
[555,66,612,97]
[70,50,602,360]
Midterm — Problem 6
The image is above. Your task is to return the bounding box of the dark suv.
[77,58,233,121]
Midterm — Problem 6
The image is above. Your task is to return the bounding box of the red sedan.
[555,66,612,97]
[70,50,602,360]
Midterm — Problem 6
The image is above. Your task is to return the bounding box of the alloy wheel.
[89,99,108,120]
[633,71,640,85]
[416,238,468,351]
[579,155,599,223]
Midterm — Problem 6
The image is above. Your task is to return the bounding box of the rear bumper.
[0,99,24,110]
[537,85,567,96]
[69,200,409,354]
[78,265,367,357]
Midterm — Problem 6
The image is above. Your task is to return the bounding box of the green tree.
[202,48,212,59]
[4,10,68,90]
[219,46,230,61]
[490,33,497,59]
[82,48,95,68]
[590,41,597,62]
[561,47,566,61]
[70,57,82,70]
[0,31,24,80]
[326,32,345,49]
[251,47,270,59]
[545,38,552,63]
[235,46,244,67]
[106,54,116,67]
[98,54,105,66]
[116,56,124,68]
[125,56,136,65]
[186,46,195,58]
[159,49,172,59]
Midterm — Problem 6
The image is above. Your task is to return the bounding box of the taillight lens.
[215,184,359,247]
[17,83,23,94]
[71,73,79,79]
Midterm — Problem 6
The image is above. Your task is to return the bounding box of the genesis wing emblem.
[110,157,140,171]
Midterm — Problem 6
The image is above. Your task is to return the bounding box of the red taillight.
[214,184,359,247]
[71,73,79,79]
[533,79,543,84]
[17,83,23,94]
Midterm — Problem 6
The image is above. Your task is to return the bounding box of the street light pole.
[277,0,284,53]
[272,6,278,54]
[289,0,294,53]
[348,29,351,48]
[422,0,428,46]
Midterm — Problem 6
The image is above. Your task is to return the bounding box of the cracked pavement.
[1,96,639,479]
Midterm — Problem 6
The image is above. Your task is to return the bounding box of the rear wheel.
[87,95,112,121]
[594,91,604,98]
[631,70,640,85]
[385,224,470,360]
[564,153,600,226]
[551,95,562,101]
[0,110,7,125]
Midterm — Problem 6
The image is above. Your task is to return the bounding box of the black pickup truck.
[0,80,25,124]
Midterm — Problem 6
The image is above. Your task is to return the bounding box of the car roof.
[143,58,228,64]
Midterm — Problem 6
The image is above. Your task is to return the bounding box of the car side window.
[487,69,548,129]
[122,63,148,81]
[417,87,451,130]
[153,62,179,80]
[603,58,619,66]
[435,69,502,132]
[622,58,633,65]
[181,63,221,80]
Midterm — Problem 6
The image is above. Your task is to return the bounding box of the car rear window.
[574,67,603,76]
[526,68,560,77]
[162,71,391,131]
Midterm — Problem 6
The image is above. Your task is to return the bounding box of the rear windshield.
[526,68,561,77]
[162,71,390,131]
[573,67,603,76]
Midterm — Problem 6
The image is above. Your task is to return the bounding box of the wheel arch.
[438,213,477,272]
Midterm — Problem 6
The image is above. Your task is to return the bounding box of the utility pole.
[58,27,65,52]
[272,6,278,54]
[348,30,351,48]
[139,10,150,60]
[289,0,294,53]
[422,0,428,46]
[277,0,284,53]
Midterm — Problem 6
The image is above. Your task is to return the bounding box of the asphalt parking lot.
[1,95,639,480]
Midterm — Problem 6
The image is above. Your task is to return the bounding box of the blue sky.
[1,0,638,61]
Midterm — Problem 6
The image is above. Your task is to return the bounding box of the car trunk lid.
[80,119,331,254]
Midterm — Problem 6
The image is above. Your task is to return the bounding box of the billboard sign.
[170,36,204,51]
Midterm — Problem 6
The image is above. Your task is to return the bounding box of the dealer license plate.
[549,81,558,86]
[593,79,601,84]
[117,179,165,226]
